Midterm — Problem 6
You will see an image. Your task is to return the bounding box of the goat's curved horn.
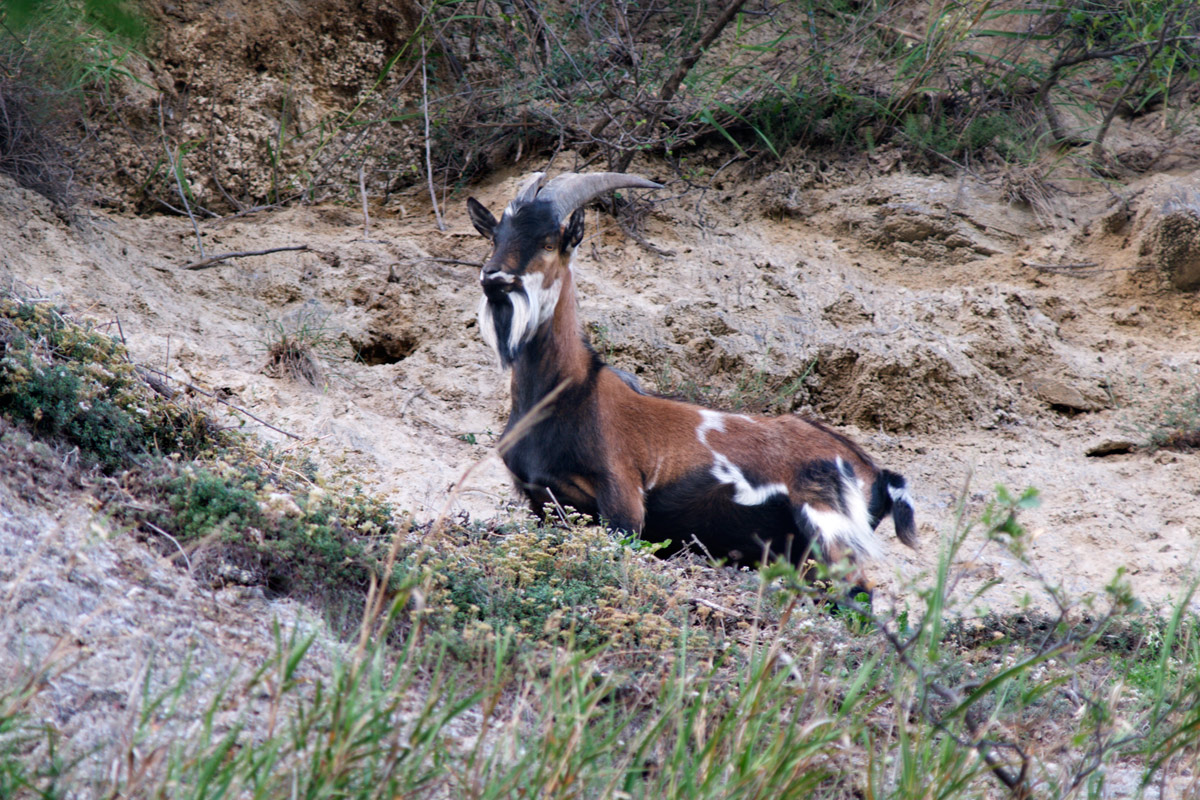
[514,172,546,206]
[538,172,662,222]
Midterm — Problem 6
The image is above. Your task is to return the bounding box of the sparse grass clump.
[262,307,347,387]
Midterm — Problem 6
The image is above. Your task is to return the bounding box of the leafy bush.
[409,520,681,660]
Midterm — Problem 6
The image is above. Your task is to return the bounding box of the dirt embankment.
[5,141,1200,617]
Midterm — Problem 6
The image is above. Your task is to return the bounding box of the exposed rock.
[1151,192,1200,290]
[1031,376,1110,413]
[1086,439,1137,457]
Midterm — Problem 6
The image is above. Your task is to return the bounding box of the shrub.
[0,297,213,470]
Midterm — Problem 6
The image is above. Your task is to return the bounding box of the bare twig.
[359,165,371,238]
[614,211,675,257]
[1021,260,1151,276]
[182,245,310,271]
[1022,260,1098,271]
[542,485,571,525]
[136,364,302,440]
[142,520,193,575]
[689,596,740,618]
[159,101,206,260]
[422,38,445,232]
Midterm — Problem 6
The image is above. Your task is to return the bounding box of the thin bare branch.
[136,364,303,440]
[422,38,445,232]
[182,245,310,271]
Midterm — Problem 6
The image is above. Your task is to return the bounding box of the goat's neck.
[509,271,591,415]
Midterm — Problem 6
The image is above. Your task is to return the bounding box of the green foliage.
[2,0,147,44]
[132,455,403,608]
[410,520,681,660]
[0,298,213,470]
[0,0,148,202]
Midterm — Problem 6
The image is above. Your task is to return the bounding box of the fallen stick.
[183,245,310,271]
[136,364,302,440]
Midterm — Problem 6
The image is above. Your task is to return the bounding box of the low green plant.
[1145,388,1200,451]
[0,297,213,470]
[408,519,683,662]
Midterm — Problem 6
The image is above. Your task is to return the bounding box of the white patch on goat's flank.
[711,453,789,506]
[696,409,725,446]
[803,466,882,561]
[697,409,785,505]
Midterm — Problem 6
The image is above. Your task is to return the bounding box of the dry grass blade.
[428,379,569,538]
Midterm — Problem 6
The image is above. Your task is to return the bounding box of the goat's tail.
[868,470,918,548]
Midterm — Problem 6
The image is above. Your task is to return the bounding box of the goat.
[467,172,917,578]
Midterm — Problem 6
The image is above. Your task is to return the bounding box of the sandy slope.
[3,155,1199,618]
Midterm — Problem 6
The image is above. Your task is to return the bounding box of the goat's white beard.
[478,272,561,363]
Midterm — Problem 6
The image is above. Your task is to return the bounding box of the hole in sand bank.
[352,331,418,365]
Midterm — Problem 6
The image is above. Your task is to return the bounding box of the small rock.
[1086,439,1137,457]
[1032,377,1108,412]
[1112,305,1143,326]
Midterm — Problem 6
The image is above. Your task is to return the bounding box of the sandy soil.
[4,149,1199,619]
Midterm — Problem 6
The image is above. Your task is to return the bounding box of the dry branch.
[136,364,302,440]
[182,245,310,271]
[614,0,750,172]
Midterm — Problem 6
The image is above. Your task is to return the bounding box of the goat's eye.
[543,242,555,251]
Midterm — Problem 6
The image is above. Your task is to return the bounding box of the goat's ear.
[466,197,497,240]
[563,208,585,250]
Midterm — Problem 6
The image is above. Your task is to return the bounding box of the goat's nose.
[480,262,515,289]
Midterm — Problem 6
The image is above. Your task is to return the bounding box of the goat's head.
[467,171,660,364]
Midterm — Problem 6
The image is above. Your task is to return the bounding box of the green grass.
[4,522,1199,799]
